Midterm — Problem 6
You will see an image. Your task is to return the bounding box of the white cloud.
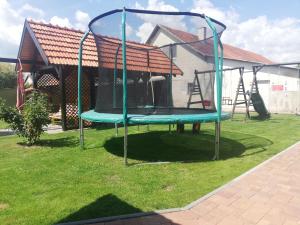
[115,23,134,40]
[0,1,20,45]
[20,3,45,18]
[136,22,154,42]
[126,23,134,37]
[193,0,227,22]
[223,16,300,62]
[0,0,43,47]
[1,0,299,63]
[191,0,300,62]
[50,16,72,28]
[75,10,90,31]
[136,0,178,12]
[50,10,91,31]
[0,1,91,58]
[134,0,187,42]
[0,0,45,57]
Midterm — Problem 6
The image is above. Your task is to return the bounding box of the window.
[171,45,177,58]
[187,82,194,95]
[257,80,270,84]
[163,45,177,59]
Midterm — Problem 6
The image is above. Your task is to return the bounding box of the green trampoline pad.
[81,110,230,124]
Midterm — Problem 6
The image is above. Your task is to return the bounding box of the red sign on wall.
[272,85,284,91]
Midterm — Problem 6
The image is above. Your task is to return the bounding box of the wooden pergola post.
[58,66,67,131]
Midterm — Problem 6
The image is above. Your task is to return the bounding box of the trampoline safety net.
[88,9,226,116]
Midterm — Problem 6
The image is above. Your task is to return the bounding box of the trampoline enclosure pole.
[205,16,223,159]
[80,119,84,148]
[214,121,220,160]
[78,30,89,149]
[122,8,128,165]
[219,41,224,100]
[169,44,173,108]
[216,40,224,159]
[205,16,222,122]
[115,123,118,137]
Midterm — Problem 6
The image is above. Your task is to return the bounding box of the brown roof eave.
[23,19,49,66]
[15,20,28,71]
[221,56,272,65]
[145,25,160,45]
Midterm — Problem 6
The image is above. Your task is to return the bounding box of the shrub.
[0,91,50,145]
[0,98,24,134]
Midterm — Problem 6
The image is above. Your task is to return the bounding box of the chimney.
[197,27,207,41]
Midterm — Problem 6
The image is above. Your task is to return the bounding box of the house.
[17,20,182,130]
[146,25,300,114]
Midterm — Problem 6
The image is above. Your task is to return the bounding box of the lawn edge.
[56,141,300,225]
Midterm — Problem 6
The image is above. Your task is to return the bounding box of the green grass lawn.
[0,114,299,225]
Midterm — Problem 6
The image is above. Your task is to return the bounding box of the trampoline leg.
[124,124,128,166]
[213,121,220,160]
[147,124,150,131]
[137,125,140,131]
[115,123,118,137]
[168,124,171,133]
[79,119,84,149]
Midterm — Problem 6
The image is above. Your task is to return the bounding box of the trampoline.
[78,8,229,165]
[81,109,229,124]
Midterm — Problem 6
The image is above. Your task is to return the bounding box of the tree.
[0,62,17,89]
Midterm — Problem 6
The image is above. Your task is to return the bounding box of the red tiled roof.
[94,35,182,74]
[161,26,273,64]
[19,20,182,75]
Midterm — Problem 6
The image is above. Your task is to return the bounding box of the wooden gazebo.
[17,20,182,130]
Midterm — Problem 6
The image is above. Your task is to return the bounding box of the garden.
[0,113,300,225]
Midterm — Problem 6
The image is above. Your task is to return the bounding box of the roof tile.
[162,26,273,64]
[24,20,182,75]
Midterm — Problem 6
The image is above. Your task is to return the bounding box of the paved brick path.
[89,142,300,225]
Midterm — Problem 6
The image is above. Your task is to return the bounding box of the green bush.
[0,98,24,134]
[0,91,50,145]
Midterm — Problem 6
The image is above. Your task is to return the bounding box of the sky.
[0,0,300,62]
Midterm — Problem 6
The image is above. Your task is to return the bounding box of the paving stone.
[86,142,300,225]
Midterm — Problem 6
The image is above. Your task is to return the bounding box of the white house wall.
[221,60,300,114]
[148,30,213,108]
[256,66,300,114]
[148,29,300,114]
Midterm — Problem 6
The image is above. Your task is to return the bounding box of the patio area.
[80,141,300,225]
